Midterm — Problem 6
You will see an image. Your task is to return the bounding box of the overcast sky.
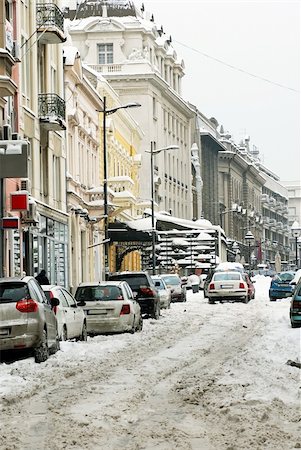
[139,0,300,182]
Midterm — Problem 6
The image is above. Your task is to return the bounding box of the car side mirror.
[50,297,60,308]
[77,300,86,306]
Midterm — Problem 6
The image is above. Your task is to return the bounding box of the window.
[97,43,113,64]
[152,97,157,119]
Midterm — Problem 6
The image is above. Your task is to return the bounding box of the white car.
[42,285,87,341]
[74,281,143,335]
[207,271,249,303]
[151,276,171,309]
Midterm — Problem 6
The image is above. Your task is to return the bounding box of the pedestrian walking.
[35,269,50,285]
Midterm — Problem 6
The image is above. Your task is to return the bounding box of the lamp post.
[148,143,179,275]
[244,230,255,269]
[100,96,141,279]
[291,220,301,269]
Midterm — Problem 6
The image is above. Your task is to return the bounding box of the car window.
[0,282,28,303]
[214,273,241,281]
[123,283,133,300]
[75,286,123,301]
[29,280,46,303]
[278,272,294,282]
[109,275,148,290]
[62,290,77,307]
[161,276,180,285]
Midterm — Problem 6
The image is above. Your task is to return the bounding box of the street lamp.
[99,96,141,279]
[147,143,179,274]
[291,220,301,269]
[244,230,255,269]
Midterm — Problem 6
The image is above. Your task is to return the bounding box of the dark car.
[0,276,60,363]
[269,271,296,301]
[290,279,301,328]
[108,271,160,319]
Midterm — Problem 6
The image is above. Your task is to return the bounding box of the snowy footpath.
[0,276,300,450]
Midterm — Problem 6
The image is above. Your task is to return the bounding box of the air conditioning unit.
[20,178,30,192]
[22,198,39,225]
[12,41,21,62]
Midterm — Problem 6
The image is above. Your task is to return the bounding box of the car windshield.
[0,283,28,303]
[152,279,164,289]
[214,273,241,281]
[277,272,295,282]
[161,276,180,286]
[75,286,123,301]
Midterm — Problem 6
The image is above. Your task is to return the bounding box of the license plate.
[221,285,233,289]
[87,310,107,315]
[0,328,10,337]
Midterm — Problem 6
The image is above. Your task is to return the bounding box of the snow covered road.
[0,276,300,450]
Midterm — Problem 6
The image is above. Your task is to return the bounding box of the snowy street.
[0,276,300,450]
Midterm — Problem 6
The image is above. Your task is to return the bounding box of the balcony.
[36,3,66,44]
[108,176,135,197]
[0,48,17,97]
[276,221,283,230]
[38,93,66,131]
[261,193,269,203]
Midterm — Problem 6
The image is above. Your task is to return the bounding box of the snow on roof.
[63,46,80,65]
[172,237,190,246]
[113,190,135,199]
[127,216,152,231]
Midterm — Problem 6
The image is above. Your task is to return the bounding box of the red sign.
[11,191,29,211]
[1,217,19,229]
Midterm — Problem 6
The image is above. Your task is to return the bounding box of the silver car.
[42,285,87,341]
[75,281,143,335]
[151,276,171,309]
[0,276,60,363]
[160,274,187,302]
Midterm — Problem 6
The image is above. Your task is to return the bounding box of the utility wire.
[175,39,299,93]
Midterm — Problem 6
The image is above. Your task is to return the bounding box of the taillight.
[16,298,38,313]
[120,304,130,315]
[292,300,300,309]
[239,282,245,289]
[141,287,155,297]
[209,283,214,290]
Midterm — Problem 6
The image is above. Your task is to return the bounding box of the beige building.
[1,0,68,283]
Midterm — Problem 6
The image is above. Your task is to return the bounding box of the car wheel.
[269,297,276,302]
[243,296,248,303]
[208,299,215,304]
[61,325,68,341]
[79,322,88,341]
[34,329,49,363]
[136,315,143,332]
[291,322,300,328]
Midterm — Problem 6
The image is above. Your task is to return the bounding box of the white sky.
[139,0,300,182]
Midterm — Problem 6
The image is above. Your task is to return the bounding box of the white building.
[64,0,195,220]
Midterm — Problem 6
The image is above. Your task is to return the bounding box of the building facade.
[65,0,195,221]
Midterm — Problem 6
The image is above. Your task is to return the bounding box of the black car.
[108,271,160,319]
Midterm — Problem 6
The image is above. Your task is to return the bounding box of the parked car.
[151,276,171,309]
[207,271,249,303]
[241,273,256,300]
[108,272,160,319]
[290,279,301,328]
[0,276,59,363]
[42,285,87,341]
[160,274,186,302]
[75,281,143,334]
[269,271,296,301]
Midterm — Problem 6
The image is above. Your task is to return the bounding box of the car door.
[29,280,56,345]
[55,288,72,339]
[62,289,83,339]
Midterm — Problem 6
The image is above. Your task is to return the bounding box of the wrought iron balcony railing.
[36,3,65,43]
[38,93,66,130]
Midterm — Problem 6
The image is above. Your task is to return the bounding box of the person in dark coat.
[35,269,50,285]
